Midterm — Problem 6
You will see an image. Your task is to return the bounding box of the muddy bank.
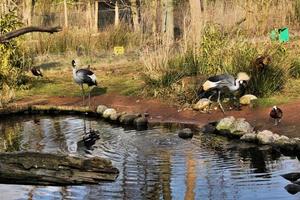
[6,94,300,138]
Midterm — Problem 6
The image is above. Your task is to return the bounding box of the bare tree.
[115,1,119,26]
[63,0,68,27]
[161,0,174,42]
[130,0,140,31]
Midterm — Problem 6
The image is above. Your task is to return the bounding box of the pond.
[0,115,299,200]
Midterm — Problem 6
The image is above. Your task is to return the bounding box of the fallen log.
[0,152,119,185]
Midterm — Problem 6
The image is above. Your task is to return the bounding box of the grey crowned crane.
[199,72,250,113]
[72,60,97,106]
[270,106,283,125]
[31,67,43,77]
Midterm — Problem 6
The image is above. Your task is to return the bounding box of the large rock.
[285,184,300,194]
[134,117,148,127]
[282,172,300,182]
[240,132,257,142]
[103,108,117,119]
[239,94,258,105]
[193,98,211,111]
[96,105,108,115]
[274,135,296,151]
[216,116,253,137]
[177,128,193,139]
[257,130,278,144]
[119,114,139,125]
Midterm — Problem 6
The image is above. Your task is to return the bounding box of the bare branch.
[0,26,62,43]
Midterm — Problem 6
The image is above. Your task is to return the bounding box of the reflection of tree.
[0,123,22,152]
[159,150,172,200]
[185,151,196,200]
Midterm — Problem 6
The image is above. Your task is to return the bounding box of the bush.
[289,58,300,78]
[142,24,290,103]
[0,11,32,106]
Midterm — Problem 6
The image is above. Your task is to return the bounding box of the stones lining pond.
[0,115,300,199]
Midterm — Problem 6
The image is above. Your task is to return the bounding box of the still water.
[0,115,299,200]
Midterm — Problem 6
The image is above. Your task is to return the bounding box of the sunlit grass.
[16,53,144,100]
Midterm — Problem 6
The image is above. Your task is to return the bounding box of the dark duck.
[270,106,283,125]
[31,67,43,77]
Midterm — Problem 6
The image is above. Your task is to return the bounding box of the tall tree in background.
[161,0,174,42]
[130,0,140,31]
[189,0,203,44]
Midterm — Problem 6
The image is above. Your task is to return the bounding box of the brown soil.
[16,94,300,138]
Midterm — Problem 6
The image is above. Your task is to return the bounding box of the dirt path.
[16,94,300,138]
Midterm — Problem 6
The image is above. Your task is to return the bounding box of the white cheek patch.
[88,74,97,83]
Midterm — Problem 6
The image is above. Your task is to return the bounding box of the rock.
[216,116,253,137]
[240,132,257,142]
[103,108,117,119]
[282,172,300,182]
[274,135,296,151]
[293,138,300,151]
[110,112,121,121]
[119,114,138,125]
[257,130,276,144]
[96,105,108,115]
[285,184,300,195]
[178,128,193,139]
[216,116,236,131]
[239,94,258,105]
[293,179,300,185]
[202,122,217,134]
[134,117,148,127]
[193,98,211,111]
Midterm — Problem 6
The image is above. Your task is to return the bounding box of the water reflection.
[0,115,300,199]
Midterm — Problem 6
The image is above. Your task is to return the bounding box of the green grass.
[16,53,144,100]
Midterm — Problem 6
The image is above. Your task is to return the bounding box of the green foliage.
[0,11,32,106]
[289,58,300,78]
[142,24,290,103]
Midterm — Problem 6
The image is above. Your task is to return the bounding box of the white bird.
[199,72,250,113]
[72,60,97,106]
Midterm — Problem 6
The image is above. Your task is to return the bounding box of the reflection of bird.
[82,129,100,149]
[270,106,283,125]
[72,60,97,106]
[199,72,250,113]
[31,67,43,77]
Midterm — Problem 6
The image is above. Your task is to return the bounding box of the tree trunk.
[94,1,98,31]
[115,1,119,27]
[0,151,119,185]
[23,0,32,26]
[189,0,203,44]
[86,1,92,29]
[63,0,68,27]
[161,0,174,43]
[130,0,140,32]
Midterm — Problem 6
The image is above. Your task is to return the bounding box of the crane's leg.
[217,90,225,114]
[207,90,217,113]
[88,87,91,108]
[81,84,85,105]
[274,118,278,126]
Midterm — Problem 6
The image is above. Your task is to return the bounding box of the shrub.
[0,10,32,106]
[289,58,300,78]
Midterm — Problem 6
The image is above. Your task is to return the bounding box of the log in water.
[0,151,119,185]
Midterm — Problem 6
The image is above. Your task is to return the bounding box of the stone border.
[202,116,300,155]
[2,104,300,156]
[0,104,149,131]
